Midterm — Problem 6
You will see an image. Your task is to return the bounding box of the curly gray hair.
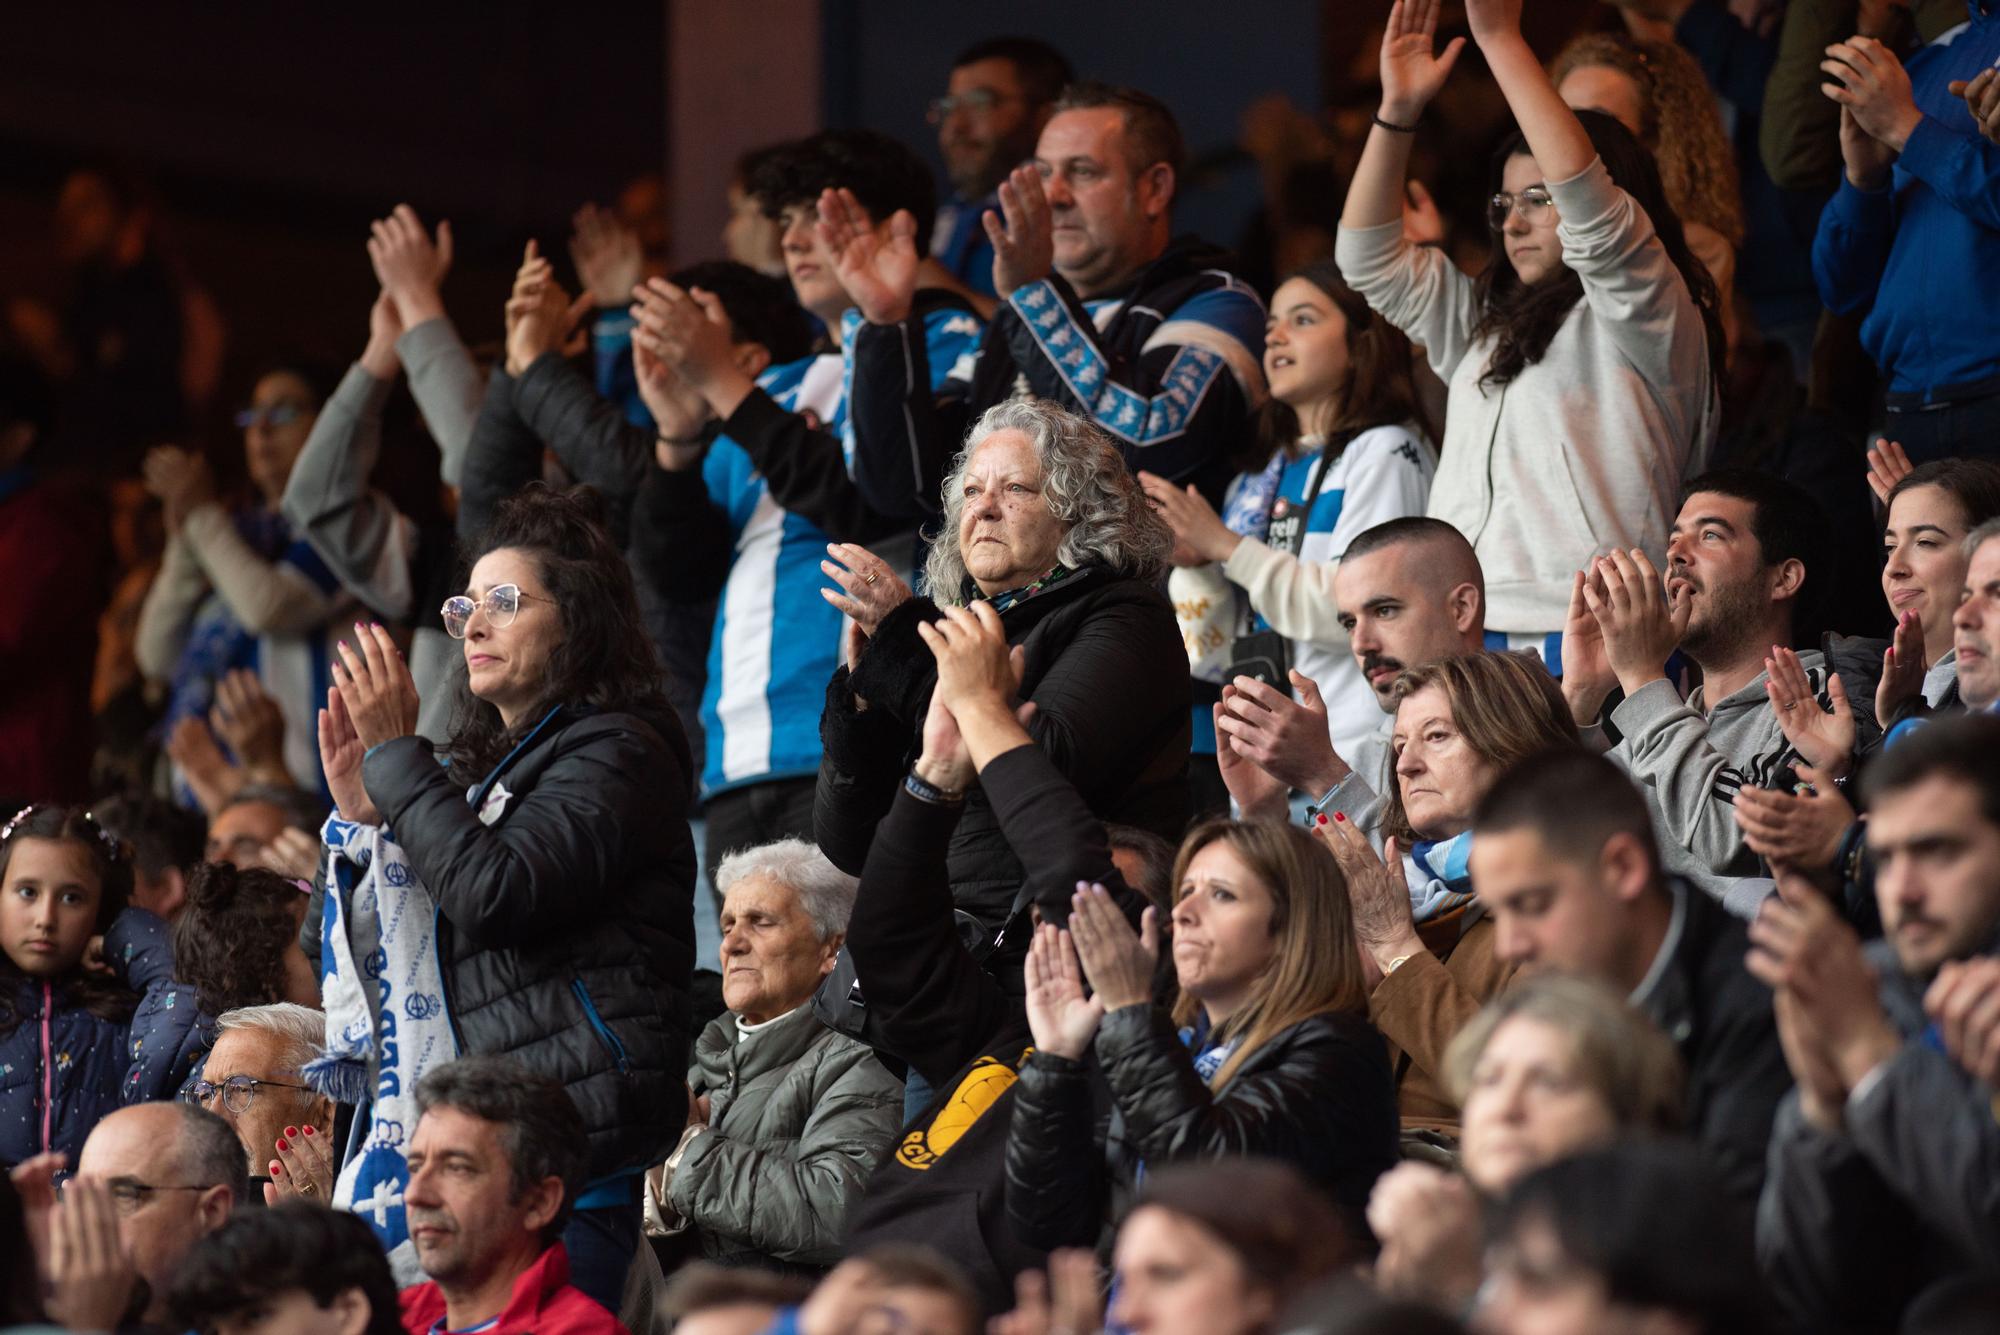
[923,398,1173,607]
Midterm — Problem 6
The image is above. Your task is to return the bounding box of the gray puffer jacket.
[669,1004,903,1270]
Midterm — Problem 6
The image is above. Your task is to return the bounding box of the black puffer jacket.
[362,703,697,1179]
[816,566,1189,953]
[1005,1003,1400,1253]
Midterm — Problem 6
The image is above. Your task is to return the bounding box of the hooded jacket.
[361,704,697,1181]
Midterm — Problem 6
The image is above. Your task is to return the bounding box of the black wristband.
[904,771,966,806]
[1372,112,1420,134]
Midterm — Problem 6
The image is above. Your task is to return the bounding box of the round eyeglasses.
[1487,186,1556,232]
[926,87,1018,125]
[184,1074,314,1116]
[440,584,555,639]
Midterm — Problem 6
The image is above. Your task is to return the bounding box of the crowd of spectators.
[8,0,2000,1331]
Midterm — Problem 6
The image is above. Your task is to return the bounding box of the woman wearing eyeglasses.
[135,362,356,802]
[314,483,697,1312]
[1337,0,1723,655]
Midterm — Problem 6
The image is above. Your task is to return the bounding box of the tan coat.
[1368,912,1516,1136]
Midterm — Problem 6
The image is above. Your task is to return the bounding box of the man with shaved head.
[1216,516,1487,815]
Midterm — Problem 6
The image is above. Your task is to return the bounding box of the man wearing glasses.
[928,37,1074,304]
[60,1101,248,1328]
[187,1002,337,1202]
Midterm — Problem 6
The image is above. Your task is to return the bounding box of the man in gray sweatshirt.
[1561,469,1880,918]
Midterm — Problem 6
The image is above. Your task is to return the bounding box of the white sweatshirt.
[1336,157,1718,635]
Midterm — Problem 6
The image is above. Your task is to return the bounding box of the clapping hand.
[1950,67,2000,146]
[1926,956,2000,1086]
[330,622,420,751]
[1747,870,1900,1099]
[503,241,591,376]
[1582,550,1688,697]
[367,204,453,326]
[631,277,740,396]
[1865,438,1914,506]
[1379,0,1467,123]
[1024,922,1106,1060]
[1214,671,1349,795]
[360,289,404,380]
[917,602,1025,715]
[632,338,713,455]
[1068,881,1159,1012]
[1213,689,1289,821]
[1877,610,1928,724]
[1734,765,1855,878]
[1823,36,1923,152]
[991,1251,1106,1335]
[254,827,322,883]
[1137,471,1240,564]
[318,684,380,826]
[166,715,244,816]
[985,163,1057,296]
[820,542,913,635]
[142,444,215,535]
[1765,647,1856,780]
[1316,811,1421,975]
[43,1176,139,1333]
[211,667,287,778]
[570,202,644,309]
[1368,1161,1484,1305]
[817,186,919,326]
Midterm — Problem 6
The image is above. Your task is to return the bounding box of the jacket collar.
[695,1002,828,1083]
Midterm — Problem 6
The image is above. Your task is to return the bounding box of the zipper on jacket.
[40,981,53,1154]
[571,979,633,1076]
[433,904,469,1060]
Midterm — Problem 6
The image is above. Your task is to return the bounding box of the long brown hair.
[0,805,138,1034]
[1243,258,1434,473]
[1168,819,1369,1089]
[1380,652,1579,844]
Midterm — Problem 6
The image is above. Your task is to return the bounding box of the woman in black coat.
[321,485,695,1310]
[818,396,1190,972]
[916,601,1400,1262]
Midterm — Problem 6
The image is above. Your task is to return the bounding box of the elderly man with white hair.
[186,1001,338,1204]
[644,838,902,1272]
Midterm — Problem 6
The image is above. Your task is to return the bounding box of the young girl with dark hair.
[0,804,182,1167]
[1338,0,1723,657]
[1146,258,1437,765]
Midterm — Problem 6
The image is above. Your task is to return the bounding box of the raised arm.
[1342,0,1466,231]
[1466,0,1595,183]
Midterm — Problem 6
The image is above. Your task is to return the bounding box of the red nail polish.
[276,1137,288,1152]
[1316,813,1328,826]
[285,1126,298,1138]
[1334,811,1347,823]
[302,1126,314,1137]
[272,1161,284,1176]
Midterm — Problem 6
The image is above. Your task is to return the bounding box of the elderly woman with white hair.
[818,397,1189,974]
[644,838,903,1272]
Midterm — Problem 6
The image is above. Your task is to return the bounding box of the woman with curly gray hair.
[817,396,1188,985]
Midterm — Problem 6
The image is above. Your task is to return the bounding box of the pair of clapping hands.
[316,621,421,828]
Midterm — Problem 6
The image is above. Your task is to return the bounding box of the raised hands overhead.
[631,337,713,456]
[1379,0,1467,123]
[359,289,404,381]
[503,241,591,376]
[816,186,919,326]
[367,203,453,326]
[569,201,644,309]
[984,162,1057,297]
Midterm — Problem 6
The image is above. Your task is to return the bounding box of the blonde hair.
[1443,974,1684,1133]
[1552,33,1744,246]
[1168,820,1370,1090]
[1382,651,1579,844]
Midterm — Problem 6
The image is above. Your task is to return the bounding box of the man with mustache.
[399,1057,625,1335]
[1561,469,1880,917]
[1754,715,2000,1332]
[1214,516,1486,821]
